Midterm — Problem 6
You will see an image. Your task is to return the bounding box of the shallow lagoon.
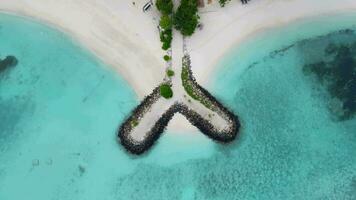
[1,13,356,199]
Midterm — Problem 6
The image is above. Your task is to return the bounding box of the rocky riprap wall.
[118,58,240,155]
[118,100,239,155]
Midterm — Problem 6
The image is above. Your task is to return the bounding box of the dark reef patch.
[303,41,356,120]
[0,95,35,154]
[0,55,18,74]
[0,98,24,139]
[352,177,356,190]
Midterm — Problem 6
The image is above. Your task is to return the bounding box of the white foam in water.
[1,12,356,200]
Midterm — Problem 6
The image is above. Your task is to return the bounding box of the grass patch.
[131,119,139,127]
[181,65,213,110]
[181,66,198,100]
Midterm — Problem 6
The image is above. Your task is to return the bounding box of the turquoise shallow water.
[0,13,214,200]
[1,12,356,199]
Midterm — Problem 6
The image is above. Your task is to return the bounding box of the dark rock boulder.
[0,55,18,73]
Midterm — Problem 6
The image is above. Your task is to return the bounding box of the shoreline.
[118,54,239,155]
[188,0,356,86]
[2,1,356,97]
[2,0,356,132]
[0,0,166,99]
[208,11,356,83]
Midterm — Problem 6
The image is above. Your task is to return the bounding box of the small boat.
[143,0,153,12]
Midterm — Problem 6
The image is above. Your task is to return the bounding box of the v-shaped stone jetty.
[118,33,240,154]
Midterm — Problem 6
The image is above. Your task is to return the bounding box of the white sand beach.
[188,0,356,84]
[1,0,356,131]
[0,0,166,98]
[1,0,356,97]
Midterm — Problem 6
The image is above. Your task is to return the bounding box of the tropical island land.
[120,0,242,154]
[2,0,356,154]
[2,0,356,98]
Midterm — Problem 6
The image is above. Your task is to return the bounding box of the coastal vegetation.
[118,0,240,155]
[131,119,139,127]
[219,0,251,7]
[160,29,173,50]
[163,55,171,61]
[157,0,200,38]
[158,0,249,50]
[173,0,199,36]
[159,14,172,30]
[181,56,213,110]
[181,66,198,99]
[156,0,173,50]
[219,0,231,7]
[159,83,173,99]
[155,0,173,15]
[166,69,175,77]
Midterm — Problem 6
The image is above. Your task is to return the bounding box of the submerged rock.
[0,55,18,73]
[32,159,40,167]
[78,165,86,176]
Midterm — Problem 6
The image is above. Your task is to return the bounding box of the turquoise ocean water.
[1,12,356,199]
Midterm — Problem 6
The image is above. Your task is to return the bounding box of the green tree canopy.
[159,84,173,99]
[159,14,172,30]
[156,0,173,15]
[167,69,175,77]
[173,0,199,36]
[160,29,172,50]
